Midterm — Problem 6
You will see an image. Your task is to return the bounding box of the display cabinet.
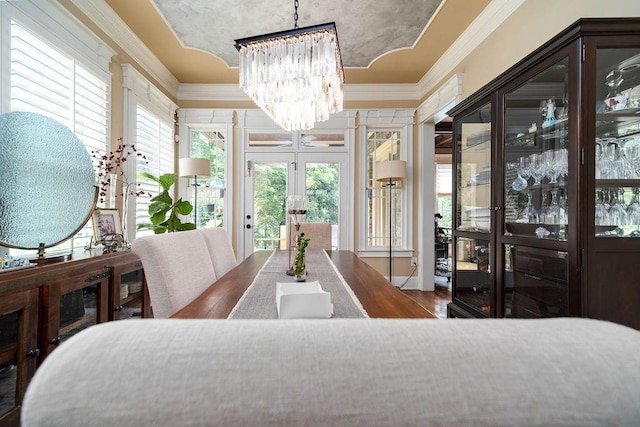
[448,18,640,330]
[0,250,147,426]
[109,256,149,320]
[0,288,38,425]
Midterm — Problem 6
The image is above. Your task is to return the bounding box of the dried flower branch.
[91,137,151,203]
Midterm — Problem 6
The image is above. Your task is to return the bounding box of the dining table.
[171,250,435,319]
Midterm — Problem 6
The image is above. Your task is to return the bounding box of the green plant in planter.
[136,172,196,234]
[293,233,311,277]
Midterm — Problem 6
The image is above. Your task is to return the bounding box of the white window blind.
[436,163,453,195]
[8,19,110,253]
[134,105,174,236]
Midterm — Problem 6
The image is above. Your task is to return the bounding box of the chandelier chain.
[293,0,299,29]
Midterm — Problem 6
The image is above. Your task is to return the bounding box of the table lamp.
[179,157,211,228]
[376,159,407,285]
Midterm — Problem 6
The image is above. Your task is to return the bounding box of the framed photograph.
[92,208,122,242]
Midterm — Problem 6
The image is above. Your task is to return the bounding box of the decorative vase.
[107,173,118,209]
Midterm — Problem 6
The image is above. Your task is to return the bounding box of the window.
[436,162,453,229]
[2,3,113,254]
[358,110,414,256]
[189,130,227,229]
[134,106,174,236]
[121,64,177,240]
[366,130,404,247]
[177,109,234,235]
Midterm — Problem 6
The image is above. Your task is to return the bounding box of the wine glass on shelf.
[615,137,637,179]
[627,187,640,230]
[529,153,546,186]
[600,142,619,179]
[609,189,627,227]
[595,190,609,226]
[539,190,550,224]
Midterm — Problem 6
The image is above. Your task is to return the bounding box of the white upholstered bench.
[22,318,640,426]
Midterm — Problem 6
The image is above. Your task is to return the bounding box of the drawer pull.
[85,270,110,282]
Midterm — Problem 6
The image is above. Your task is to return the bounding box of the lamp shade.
[179,158,211,178]
[376,160,407,182]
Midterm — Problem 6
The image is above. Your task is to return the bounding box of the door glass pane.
[300,133,345,148]
[0,312,18,416]
[59,284,98,343]
[504,245,568,318]
[252,162,287,250]
[504,58,569,241]
[595,47,640,238]
[305,162,339,249]
[190,130,226,229]
[248,133,293,147]
[456,104,491,232]
[119,270,144,320]
[454,237,490,316]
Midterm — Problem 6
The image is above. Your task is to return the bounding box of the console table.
[0,249,147,426]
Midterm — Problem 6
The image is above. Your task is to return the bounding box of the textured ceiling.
[152,0,443,68]
[104,0,492,84]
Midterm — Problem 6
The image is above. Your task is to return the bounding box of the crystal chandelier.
[234,2,344,131]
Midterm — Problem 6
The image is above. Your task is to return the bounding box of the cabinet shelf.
[595,179,640,187]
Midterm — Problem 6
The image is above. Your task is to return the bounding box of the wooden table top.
[171,250,435,319]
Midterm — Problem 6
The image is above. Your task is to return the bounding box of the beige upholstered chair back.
[199,227,237,277]
[292,222,332,251]
[131,230,217,318]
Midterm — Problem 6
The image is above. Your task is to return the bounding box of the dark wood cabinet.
[447,18,640,330]
[0,250,146,425]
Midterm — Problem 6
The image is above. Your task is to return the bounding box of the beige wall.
[446,0,640,100]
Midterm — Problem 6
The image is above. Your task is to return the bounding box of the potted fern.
[136,172,196,233]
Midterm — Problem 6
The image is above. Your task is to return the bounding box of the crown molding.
[177,83,420,102]
[69,0,179,97]
[417,0,526,98]
[416,73,463,124]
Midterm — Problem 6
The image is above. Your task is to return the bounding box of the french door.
[242,152,348,258]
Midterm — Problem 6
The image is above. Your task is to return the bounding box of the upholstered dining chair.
[131,229,217,318]
[296,222,332,251]
[198,227,238,277]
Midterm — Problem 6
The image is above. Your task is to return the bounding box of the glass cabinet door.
[454,102,492,316]
[504,58,569,241]
[594,47,640,238]
[456,103,492,233]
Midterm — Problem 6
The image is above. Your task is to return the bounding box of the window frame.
[358,109,414,257]
[177,109,234,236]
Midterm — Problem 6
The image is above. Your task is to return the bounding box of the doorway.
[243,152,348,258]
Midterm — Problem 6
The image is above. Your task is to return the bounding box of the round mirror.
[0,112,97,250]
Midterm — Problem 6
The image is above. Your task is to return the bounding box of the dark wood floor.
[401,286,451,319]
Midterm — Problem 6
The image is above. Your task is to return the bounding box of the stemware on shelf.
[530,153,547,185]
[547,188,562,225]
[511,158,529,191]
[539,190,550,224]
[518,189,539,224]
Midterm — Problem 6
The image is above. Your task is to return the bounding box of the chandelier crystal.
[235,21,344,131]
